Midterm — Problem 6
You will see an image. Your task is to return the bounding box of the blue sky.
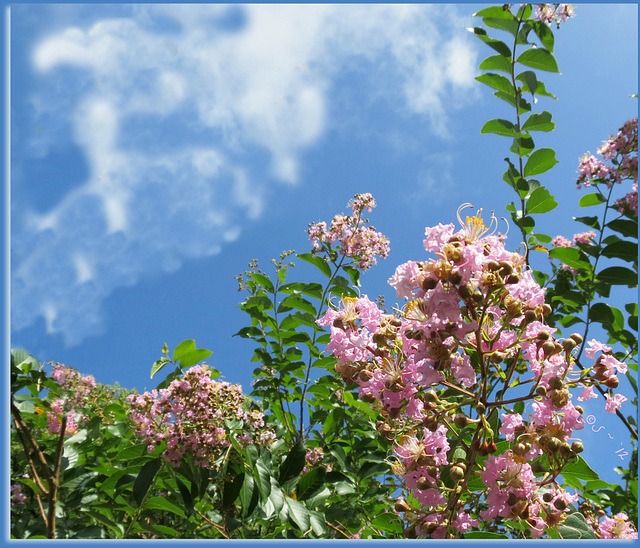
[8,3,638,484]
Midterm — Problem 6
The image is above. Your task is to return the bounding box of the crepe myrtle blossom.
[318,202,634,538]
[595,512,639,539]
[127,364,274,467]
[308,193,389,271]
[533,4,574,27]
[577,118,637,189]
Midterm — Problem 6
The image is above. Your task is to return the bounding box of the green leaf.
[145,496,186,518]
[469,27,511,57]
[602,241,638,262]
[296,467,326,501]
[517,48,559,72]
[579,192,606,207]
[530,20,555,51]
[481,118,517,137]
[562,455,599,482]
[278,441,306,485]
[474,6,516,19]
[556,512,597,539]
[575,215,601,230]
[526,186,558,214]
[223,472,245,508]
[371,512,404,534]
[511,133,535,157]
[177,348,213,368]
[516,70,539,95]
[278,295,317,315]
[172,340,196,363]
[607,219,637,239]
[253,459,272,502]
[479,54,512,74]
[284,497,310,532]
[297,253,332,278]
[239,474,259,518]
[175,476,195,516]
[132,458,162,507]
[597,266,638,287]
[522,111,555,132]
[150,357,172,379]
[476,73,515,95]
[524,148,558,177]
[250,272,274,293]
[465,532,510,539]
[322,408,345,437]
[548,247,591,271]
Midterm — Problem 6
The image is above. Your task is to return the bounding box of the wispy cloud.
[12,4,478,345]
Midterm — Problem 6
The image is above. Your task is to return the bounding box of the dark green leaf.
[598,266,638,286]
[470,27,511,57]
[253,459,272,501]
[522,111,555,132]
[602,241,638,262]
[481,118,517,137]
[278,441,306,485]
[575,215,601,230]
[175,476,195,516]
[145,496,186,518]
[516,70,539,96]
[132,458,162,507]
[223,472,245,508]
[517,48,559,72]
[296,467,326,501]
[474,6,516,19]
[527,186,558,214]
[524,148,558,177]
[607,219,637,239]
[278,295,317,315]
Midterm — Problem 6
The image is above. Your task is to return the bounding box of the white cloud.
[13,4,479,345]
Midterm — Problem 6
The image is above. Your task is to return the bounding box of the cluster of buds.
[318,204,635,538]
[127,365,275,467]
[308,193,390,271]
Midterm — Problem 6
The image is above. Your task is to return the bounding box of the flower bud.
[562,338,577,352]
[542,341,557,358]
[575,405,584,414]
[476,402,486,415]
[536,385,547,397]
[372,333,387,345]
[524,309,538,323]
[486,440,497,454]
[395,499,410,513]
[542,492,554,503]
[549,376,564,390]
[360,392,376,403]
[505,274,520,284]
[537,330,550,341]
[604,376,619,389]
[403,526,417,539]
[416,476,431,490]
[426,466,438,478]
[422,277,438,291]
[541,304,553,316]
[450,465,465,482]
[333,319,345,330]
[424,390,440,403]
[449,270,463,285]
[513,442,527,457]
[454,414,468,428]
[569,333,584,345]
[554,499,567,511]
[359,369,373,382]
[425,419,439,432]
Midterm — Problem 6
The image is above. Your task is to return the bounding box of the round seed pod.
[549,376,564,390]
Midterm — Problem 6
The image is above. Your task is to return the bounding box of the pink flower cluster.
[127,365,275,467]
[46,364,98,436]
[533,4,574,27]
[577,118,638,194]
[308,193,390,271]
[319,205,634,538]
[10,482,26,506]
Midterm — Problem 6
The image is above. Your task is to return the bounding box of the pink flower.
[499,413,524,441]
[585,339,612,359]
[598,513,638,539]
[577,384,598,401]
[604,393,627,413]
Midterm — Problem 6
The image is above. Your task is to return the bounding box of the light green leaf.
[172,339,196,363]
[479,54,512,73]
[177,348,213,368]
[297,253,332,278]
[526,186,557,215]
[579,192,606,207]
[150,357,172,379]
[476,72,515,95]
[517,48,559,72]
[548,247,590,271]
[524,148,558,177]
